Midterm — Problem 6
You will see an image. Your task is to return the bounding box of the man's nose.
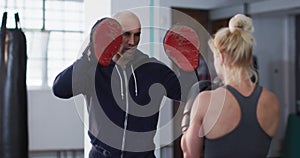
[128,34,135,45]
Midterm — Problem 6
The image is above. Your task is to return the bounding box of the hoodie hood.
[126,49,150,66]
[114,49,152,99]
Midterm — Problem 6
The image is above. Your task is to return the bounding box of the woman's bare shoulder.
[257,87,280,137]
[193,87,227,115]
[260,87,280,109]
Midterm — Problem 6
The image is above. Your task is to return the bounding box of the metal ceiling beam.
[209,0,300,20]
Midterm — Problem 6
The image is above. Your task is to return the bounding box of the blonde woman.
[181,14,280,158]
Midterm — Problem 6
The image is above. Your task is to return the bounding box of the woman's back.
[201,84,280,158]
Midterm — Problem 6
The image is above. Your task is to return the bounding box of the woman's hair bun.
[229,14,254,33]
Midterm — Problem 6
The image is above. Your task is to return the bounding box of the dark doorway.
[170,8,232,158]
[171,8,209,158]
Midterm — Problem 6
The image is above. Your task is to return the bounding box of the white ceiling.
[162,0,267,10]
[208,0,266,9]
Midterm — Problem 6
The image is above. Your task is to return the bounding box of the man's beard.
[115,47,137,65]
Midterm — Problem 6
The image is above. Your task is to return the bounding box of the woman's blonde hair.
[212,14,257,83]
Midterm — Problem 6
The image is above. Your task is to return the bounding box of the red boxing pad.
[91,18,123,66]
[163,25,200,71]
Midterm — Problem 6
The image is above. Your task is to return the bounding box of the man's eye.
[134,32,141,37]
[123,32,130,37]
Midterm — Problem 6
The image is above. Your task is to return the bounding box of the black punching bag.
[0,12,8,158]
[0,12,28,158]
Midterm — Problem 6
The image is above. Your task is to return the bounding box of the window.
[0,0,85,88]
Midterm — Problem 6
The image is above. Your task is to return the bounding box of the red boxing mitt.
[163,24,200,72]
[90,18,123,66]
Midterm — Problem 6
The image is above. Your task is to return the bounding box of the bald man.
[111,11,141,65]
[52,10,182,158]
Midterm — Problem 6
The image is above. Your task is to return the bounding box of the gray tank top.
[204,85,272,158]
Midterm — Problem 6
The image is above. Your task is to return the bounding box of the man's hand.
[89,18,123,66]
[163,24,200,72]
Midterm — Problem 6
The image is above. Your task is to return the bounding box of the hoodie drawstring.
[116,65,138,99]
[131,65,138,96]
[116,66,124,100]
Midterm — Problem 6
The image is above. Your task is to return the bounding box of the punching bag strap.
[1,12,7,31]
[14,13,20,29]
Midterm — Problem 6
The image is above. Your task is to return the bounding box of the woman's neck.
[225,79,254,87]
[223,70,254,88]
[224,77,256,97]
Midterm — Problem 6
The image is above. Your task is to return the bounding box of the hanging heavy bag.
[0,12,8,158]
[1,12,28,158]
